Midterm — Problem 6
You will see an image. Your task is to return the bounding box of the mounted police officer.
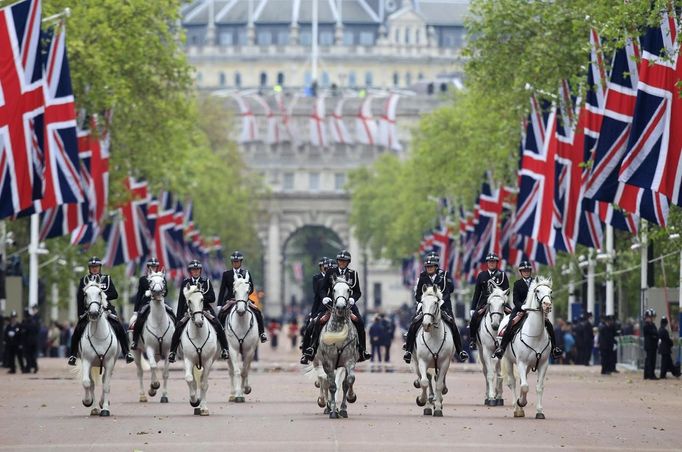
[299,257,329,364]
[129,257,175,351]
[302,250,371,364]
[469,253,509,349]
[492,261,562,359]
[67,256,133,366]
[168,260,229,362]
[217,251,267,343]
[402,253,468,364]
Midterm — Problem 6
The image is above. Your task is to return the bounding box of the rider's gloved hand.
[323,297,332,306]
[144,290,151,297]
[470,310,475,318]
[349,297,356,306]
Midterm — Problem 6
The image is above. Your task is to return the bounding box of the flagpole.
[42,8,70,24]
[587,248,595,318]
[312,0,319,83]
[640,220,648,320]
[28,214,39,309]
[605,225,615,317]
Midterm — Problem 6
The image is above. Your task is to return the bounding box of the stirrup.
[125,353,134,364]
[260,333,268,343]
[168,352,176,363]
[220,349,229,360]
[300,355,311,365]
[551,347,563,359]
[458,351,469,362]
[67,356,77,366]
[403,352,411,364]
[492,347,504,359]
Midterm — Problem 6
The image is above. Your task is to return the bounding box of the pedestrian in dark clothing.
[599,316,616,375]
[20,308,39,373]
[369,316,385,363]
[608,319,621,373]
[582,313,594,366]
[3,311,21,373]
[642,309,659,380]
[658,317,679,379]
[381,314,395,362]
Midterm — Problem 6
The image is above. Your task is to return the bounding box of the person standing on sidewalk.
[642,309,659,380]
[658,317,679,379]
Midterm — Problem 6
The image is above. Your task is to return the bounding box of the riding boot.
[168,317,189,363]
[469,312,481,349]
[352,318,371,362]
[67,317,88,365]
[131,306,150,350]
[108,315,133,363]
[208,316,230,359]
[443,314,468,361]
[545,319,562,359]
[252,308,267,343]
[493,320,516,359]
[402,316,422,364]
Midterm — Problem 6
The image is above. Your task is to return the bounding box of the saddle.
[498,312,526,337]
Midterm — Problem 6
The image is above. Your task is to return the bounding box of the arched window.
[392,71,399,86]
[394,28,400,44]
[405,72,412,86]
[348,71,357,87]
[259,71,268,88]
[415,29,420,45]
[234,72,242,88]
[218,72,226,86]
[365,71,373,87]
[277,72,285,86]
[404,27,411,45]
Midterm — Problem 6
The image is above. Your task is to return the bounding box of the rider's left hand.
[349,297,356,306]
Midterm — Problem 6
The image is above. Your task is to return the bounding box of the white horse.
[180,285,219,416]
[133,271,175,403]
[411,285,454,417]
[477,284,509,406]
[317,277,358,419]
[225,275,259,403]
[78,280,120,417]
[502,276,553,419]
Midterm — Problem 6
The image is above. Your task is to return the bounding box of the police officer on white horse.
[168,260,230,362]
[492,260,562,359]
[217,251,267,343]
[67,256,133,366]
[403,253,469,364]
[299,257,330,364]
[130,257,175,351]
[469,253,509,350]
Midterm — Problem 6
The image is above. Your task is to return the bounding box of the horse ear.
[422,284,429,294]
[333,274,337,283]
[547,276,552,286]
[504,289,510,297]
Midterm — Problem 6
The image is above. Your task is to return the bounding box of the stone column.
[266,212,282,319]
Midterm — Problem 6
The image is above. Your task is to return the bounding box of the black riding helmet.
[518,260,532,272]
[88,256,102,266]
[147,257,160,267]
[336,249,351,262]
[424,254,439,267]
[230,251,244,262]
[485,253,500,262]
[187,259,202,270]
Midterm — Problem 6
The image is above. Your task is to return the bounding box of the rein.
[227,300,255,356]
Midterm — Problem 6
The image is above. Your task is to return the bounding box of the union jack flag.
[103,177,150,266]
[0,0,44,219]
[619,12,682,207]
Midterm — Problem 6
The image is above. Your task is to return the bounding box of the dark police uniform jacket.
[177,276,216,318]
[77,274,118,316]
[470,269,509,311]
[134,275,168,312]
[318,267,361,303]
[414,269,454,315]
[512,278,532,310]
[310,272,326,317]
[217,268,254,306]
[643,322,659,352]
[658,326,673,355]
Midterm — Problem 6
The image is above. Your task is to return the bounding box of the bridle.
[332,280,351,314]
[524,283,552,313]
[148,274,166,299]
[487,292,506,322]
[421,293,441,326]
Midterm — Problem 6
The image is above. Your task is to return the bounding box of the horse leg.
[134,350,147,402]
[482,352,495,405]
[346,364,357,404]
[494,358,504,405]
[232,347,244,403]
[416,359,429,408]
[183,358,198,407]
[99,359,113,416]
[339,369,349,418]
[325,367,338,418]
[433,358,450,417]
[160,356,170,403]
[227,353,236,402]
[146,345,159,396]
[199,359,211,416]
[514,361,528,417]
[535,360,549,419]
[425,373,435,416]
[242,351,254,395]
[81,360,94,408]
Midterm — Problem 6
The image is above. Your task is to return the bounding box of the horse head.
[83,280,105,320]
[332,275,351,318]
[523,276,553,315]
[233,277,251,316]
[421,285,442,333]
[183,285,204,327]
[147,271,166,301]
[487,286,509,330]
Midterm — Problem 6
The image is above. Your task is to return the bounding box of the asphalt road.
[0,345,680,452]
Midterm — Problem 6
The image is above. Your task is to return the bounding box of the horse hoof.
[99,410,110,417]
[413,380,420,389]
[317,397,326,408]
[190,398,201,408]
[323,407,330,415]
[200,409,209,416]
[139,395,148,403]
[347,393,357,404]
[82,399,93,408]
[244,386,252,395]
[314,381,320,388]
[535,413,545,420]
[514,410,525,418]
[194,408,201,416]
[433,410,443,417]
[329,411,339,419]
[416,396,426,407]
[160,396,168,403]
[442,387,448,395]
[150,381,160,390]
[339,410,348,418]
[90,408,100,416]
[235,396,245,403]
[496,399,504,406]
[228,396,235,402]
[148,389,157,397]
[423,408,432,416]
[484,399,494,406]
[517,398,527,408]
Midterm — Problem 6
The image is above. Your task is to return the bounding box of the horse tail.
[192,364,204,382]
[321,324,349,346]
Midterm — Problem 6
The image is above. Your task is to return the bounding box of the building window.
[260,71,268,87]
[393,72,399,86]
[348,72,356,87]
[234,72,242,88]
[321,71,330,87]
[277,30,289,45]
[277,72,285,86]
[405,27,411,44]
[405,72,412,86]
[237,29,248,45]
[196,71,203,84]
[320,30,334,46]
[394,28,400,44]
[300,30,312,46]
[415,29,420,45]
[373,282,382,308]
[283,172,294,191]
[365,71,373,87]
[218,72,226,86]
[219,31,233,45]
[343,30,354,46]
[334,173,346,191]
[359,31,374,46]
[308,172,320,192]
[257,30,272,46]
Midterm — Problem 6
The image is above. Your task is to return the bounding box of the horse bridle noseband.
[525,284,552,312]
